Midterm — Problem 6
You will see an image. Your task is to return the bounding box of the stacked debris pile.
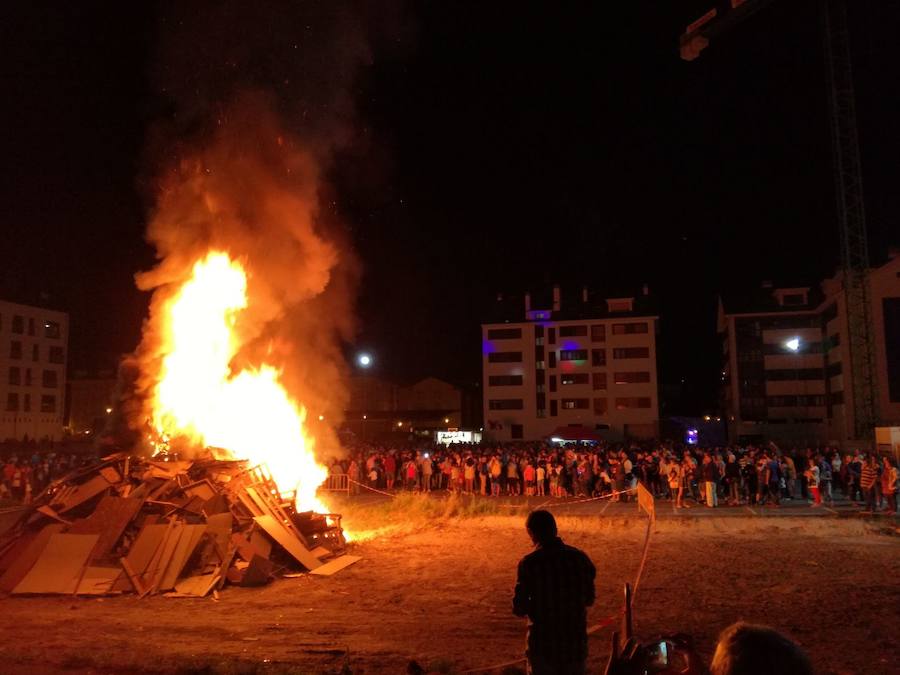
[0,452,360,597]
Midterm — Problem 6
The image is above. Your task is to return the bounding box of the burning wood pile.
[0,451,359,597]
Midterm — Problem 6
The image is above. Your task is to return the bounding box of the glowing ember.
[150,251,329,513]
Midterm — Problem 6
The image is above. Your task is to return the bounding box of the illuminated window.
[559,349,588,361]
[561,398,589,410]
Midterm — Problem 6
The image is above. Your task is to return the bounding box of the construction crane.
[679,0,878,441]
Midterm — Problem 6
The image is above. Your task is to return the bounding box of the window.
[782,293,805,306]
[549,351,557,368]
[12,315,24,334]
[44,321,61,339]
[40,395,56,413]
[550,375,557,393]
[49,346,65,364]
[27,318,35,336]
[488,327,522,340]
[535,325,545,339]
[42,370,58,388]
[8,367,20,386]
[536,392,546,412]
[559,325,587,337]
[615,397,652,410]
[24,368,32,386]
[32,344,39,361]
[830,391,844,405]
[607,299,633,313]
[591,325,606,342]
[561,398,589,410]
[593,398,608,415]
[614,371,651,384]
[10,341,22,359]
[488,399,524,410]
[613,347,649,359]
[763,341,822,355]
[826,361,842,378]
[550,399,558,416]
[612,322,648,335]
[535,345,545,361]
[561,373,589,385]
[535,360,546,370]
[765,368,824,381]
[488,351,522,363]
[535,370,545,386]
[559,349,588,361]
[489,375,523,386]
[591,349,606,367]
[548,327,556,345]
[6,393,19,411]
[592,372,607,390]
[511,424,524,440]
[23,394,30,412]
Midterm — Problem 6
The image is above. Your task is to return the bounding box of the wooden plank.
[76,566,121,595]
[99,466,121,484]
[0,524,65,592]
[120,557,146,595]
[55,475,111,514]
[68,496,144,562]
[183,480,216,502]
[310,546,331,559]
[123,523,169,578]
[159,524,206,591]
[36,506,72,525]
[143,520,182,595]
[13,534,99,594]
[308,554,362,577]
[253,515,322,570]
[171,572,218,597]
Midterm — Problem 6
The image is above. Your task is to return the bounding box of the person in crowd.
[490,454,502,497]
[702,454,719,508]
[881,456,898,514]
[804,458,821,507]
[463,456,476,494]
[514,510,596,675]
[536,461,546,497]
[859,454,879,513]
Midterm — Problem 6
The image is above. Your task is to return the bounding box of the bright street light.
[784,337,800,352]
[357,353,372,368]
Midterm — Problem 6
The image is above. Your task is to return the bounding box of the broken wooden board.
[35,506,72,525]
[171,572,218,597]
[253,514,321,570]
[68,495,144,562]
[142,520,181,595]
[310,546,331,559]
[183,480,216,502]
[0,523,65,592]
[159,524,206,591]
[113,523,168,592]
[54,475,112,514]
[13,533,99,594]
[99,466,122,485]
[308,554,361,577]
[76,566,122,595]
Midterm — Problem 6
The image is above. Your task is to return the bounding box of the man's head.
[710,622,812,675]
[525,509,558,546]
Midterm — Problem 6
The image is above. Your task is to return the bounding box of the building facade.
[0,300,69,441]
[719,255,900,446]
[482,286,659,442]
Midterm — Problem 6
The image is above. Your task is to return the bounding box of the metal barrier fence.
[322,473,350,494]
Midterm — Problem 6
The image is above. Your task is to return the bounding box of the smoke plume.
[124,2,384,457]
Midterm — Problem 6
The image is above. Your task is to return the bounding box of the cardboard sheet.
[0,523,65,592]
[13,533,99,594]
[309,554,362,577]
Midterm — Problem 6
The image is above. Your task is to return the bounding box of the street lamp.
[356,352,374,439]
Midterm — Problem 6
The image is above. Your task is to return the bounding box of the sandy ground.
[0,502,897,675]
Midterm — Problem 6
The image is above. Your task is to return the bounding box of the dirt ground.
[0,503,897,675]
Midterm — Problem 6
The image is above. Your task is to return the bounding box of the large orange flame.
[150,251,329,513]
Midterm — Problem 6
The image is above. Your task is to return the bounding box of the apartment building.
[0,299,69,441]
[718,254,900,445]
[482,286,659,442]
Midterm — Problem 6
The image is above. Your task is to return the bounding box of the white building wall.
[0,300,69,441]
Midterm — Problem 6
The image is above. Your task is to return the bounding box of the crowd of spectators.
[329,440,899,513]
[0,443,100,504]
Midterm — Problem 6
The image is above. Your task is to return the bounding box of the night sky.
[1,1,897,415]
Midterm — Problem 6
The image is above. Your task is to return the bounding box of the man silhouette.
[513,510,596,674]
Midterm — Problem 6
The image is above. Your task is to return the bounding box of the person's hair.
[525,509,557,544]
[710,622,812,675]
